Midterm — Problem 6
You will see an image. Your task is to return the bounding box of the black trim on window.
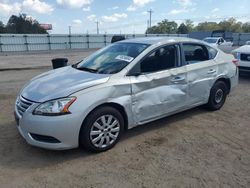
[127,43,181,76]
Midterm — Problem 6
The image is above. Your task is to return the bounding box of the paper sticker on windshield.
[115,55,134,63]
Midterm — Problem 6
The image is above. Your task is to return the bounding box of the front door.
[129,44,188,124]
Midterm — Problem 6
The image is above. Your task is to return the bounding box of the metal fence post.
[24,35,29,51]
[69,34,72,49]
[87,34,89,48]
[47,34,51,50]
[238,33,241,46]
[0,35,2,52]
[104,34,107,46]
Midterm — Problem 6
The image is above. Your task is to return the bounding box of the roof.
[118,37,202,45]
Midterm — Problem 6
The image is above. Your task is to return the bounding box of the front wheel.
[79,106,124,152]
[205,81,228,111]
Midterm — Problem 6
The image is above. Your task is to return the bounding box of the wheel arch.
[214,77,231,94]
[78,102,129,144]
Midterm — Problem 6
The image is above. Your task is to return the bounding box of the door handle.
[171,76,185,83]
[207,69,216,74]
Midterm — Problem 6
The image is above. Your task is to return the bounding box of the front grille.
[239,66,250,71]
[16,96,33,117]
[240,53,250,61]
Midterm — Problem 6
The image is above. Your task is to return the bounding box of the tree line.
[146,18,250,34]
[0,14,47,34]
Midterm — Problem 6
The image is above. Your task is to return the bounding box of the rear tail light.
[232,59,239,66]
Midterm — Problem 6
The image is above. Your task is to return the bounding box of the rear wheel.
[205,81,228,111]
[79,106,124,152]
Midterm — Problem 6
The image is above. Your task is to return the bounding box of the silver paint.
[15,37,238,150]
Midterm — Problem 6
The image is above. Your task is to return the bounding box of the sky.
[0,0,249,34]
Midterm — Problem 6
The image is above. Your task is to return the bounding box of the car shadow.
[0,106,208,170]
[122,107,207,141]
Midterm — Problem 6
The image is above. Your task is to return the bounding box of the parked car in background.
[15,37,238,152]
[203,37,233,52]
[232,42,250,73]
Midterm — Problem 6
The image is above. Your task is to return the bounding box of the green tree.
[146,19,178,34]
[177,23,188,34]
[242,22,250,33]
[218,18,242,33]
[195,22,221,31]
[0,21,5,33]
[5,14,47,34]
[185,19,194,33]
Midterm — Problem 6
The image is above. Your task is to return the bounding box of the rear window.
[206,46,218,59]
[183,44,209,64]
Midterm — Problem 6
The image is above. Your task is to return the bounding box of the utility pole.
[147,9,153,28]
[68,26,71,35]
[95,21,99,34]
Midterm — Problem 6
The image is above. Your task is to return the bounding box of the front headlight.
[33,97,76,116]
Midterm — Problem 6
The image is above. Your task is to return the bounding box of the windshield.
[204,38,218,44]
[75,43,149,74]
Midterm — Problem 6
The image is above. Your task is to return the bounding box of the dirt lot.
[0,52,250,187]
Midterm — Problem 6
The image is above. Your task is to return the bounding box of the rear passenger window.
[206,46,218,59]
[183,44,209,64]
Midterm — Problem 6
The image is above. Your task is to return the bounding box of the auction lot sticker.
[115,55,134,62]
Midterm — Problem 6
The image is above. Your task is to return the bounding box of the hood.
[21,66,110,102]
[232,45,250,53]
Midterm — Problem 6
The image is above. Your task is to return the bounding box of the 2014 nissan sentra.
[14,37,238,152]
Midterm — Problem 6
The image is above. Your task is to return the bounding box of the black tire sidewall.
[207,81,227,110]
[80,106,124,152]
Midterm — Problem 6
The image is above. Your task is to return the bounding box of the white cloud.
[57,0,92,9]
[87,14,97,21]
[211,8,219,13]
[177,0,194,7]
[72,19,82,25]
[101,13,127,22]
[127,0,154,11]
[22,0,54,14]
[0,0,53,17]
[83,6,91,11]
[169,7,196,15]
[0,2,21,17]
[111,6,119,10]
[141,11,148,15]
[169,0,196,15]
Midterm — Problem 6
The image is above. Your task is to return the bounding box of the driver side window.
[140,45,178,73]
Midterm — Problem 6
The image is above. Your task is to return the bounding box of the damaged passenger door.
[128,44,188,124]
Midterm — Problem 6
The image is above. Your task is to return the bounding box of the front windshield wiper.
[73,65,98,73]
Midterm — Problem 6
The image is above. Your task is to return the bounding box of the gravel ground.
[0,51,250,188]
[0,49,97,70]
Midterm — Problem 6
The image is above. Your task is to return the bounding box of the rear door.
[128,44,188,124]
[182,43,218,106]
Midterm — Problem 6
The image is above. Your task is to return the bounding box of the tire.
[205,81,228,111]
[79,106,124,152]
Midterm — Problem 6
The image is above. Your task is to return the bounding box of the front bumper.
[239,66,250,73]
[14,103,83,150]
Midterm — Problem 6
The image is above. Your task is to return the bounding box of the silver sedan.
[15,37,238,152]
